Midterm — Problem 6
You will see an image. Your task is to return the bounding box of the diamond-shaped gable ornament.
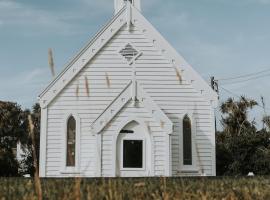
[120,44,138,62]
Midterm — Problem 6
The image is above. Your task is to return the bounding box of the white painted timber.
[40,3,217,177]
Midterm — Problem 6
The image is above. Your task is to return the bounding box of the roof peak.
[114,0,141,15]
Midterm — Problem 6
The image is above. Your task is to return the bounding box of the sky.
[1,0,270,127]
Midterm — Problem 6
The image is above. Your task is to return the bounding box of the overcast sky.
[1,0,270,127]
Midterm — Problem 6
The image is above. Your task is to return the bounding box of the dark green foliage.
[217,96,270,176]
[20,103,41,177]
[0,101,27,177]
[0,151,19,177]
[0,101,40,177]
[0,177,270,199]
[0,101,27,151]
[220,96,257,136]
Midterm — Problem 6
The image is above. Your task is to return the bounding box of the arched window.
[67,116,76,167]
[183,115,192,165]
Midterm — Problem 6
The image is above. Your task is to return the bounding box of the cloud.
[0,0,83,35]
[0,67,51,108]
[253,0,270,4]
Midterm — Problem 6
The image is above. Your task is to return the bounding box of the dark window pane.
[124,0,133,3]
[183,115,192,165]
[120,130,134,134]
[67,116,76,167]
[123,140,143,168]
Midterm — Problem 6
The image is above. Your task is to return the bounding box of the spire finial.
[114,0,141,15]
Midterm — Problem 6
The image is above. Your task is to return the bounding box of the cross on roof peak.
[114,0,141,15]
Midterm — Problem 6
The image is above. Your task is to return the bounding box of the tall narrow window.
[183,115,192,165]
[67,116,76,167]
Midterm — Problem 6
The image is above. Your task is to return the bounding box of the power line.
[220,86,270,111]
[220,73,270,86]
[218,68,270,81]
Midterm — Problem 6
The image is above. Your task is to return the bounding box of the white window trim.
[114,117,153,177]
[120,137,146,171]
[179,112,198,172]
[117,42,143,66]
[61,112,81,174]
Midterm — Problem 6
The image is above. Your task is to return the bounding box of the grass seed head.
[175,68,182,84]
[48,48,55,77]
[76,82,79,98]
[105,72,111,88]
[84,76,90,97]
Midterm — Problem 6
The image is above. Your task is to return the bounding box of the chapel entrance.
[116,120,151,177]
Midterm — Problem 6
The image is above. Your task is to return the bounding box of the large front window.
[123,140,143,168]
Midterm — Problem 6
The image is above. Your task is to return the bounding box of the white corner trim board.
[39,107,48,177]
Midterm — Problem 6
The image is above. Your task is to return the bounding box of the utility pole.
[210,76,219,96]
[210,76,219,134]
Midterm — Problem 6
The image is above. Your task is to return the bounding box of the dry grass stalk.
[76,82,79,98]
[84,76,90,97]
[134,182,146,187]
[48,48,55,77]
[160,121,165,129]
[74,177,82,200]
[28,115,42,200]
[195,142,205,176]
[175,68,182,84]
[105,73,111,88]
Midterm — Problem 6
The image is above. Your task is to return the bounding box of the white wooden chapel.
[38,0,218,177]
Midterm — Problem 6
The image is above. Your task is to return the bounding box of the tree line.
[0,101,40,177]
[0,96,269,177]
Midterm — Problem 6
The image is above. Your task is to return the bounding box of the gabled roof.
[90,81,173,135]
[39,4,218,108]
[38,7,127,108]
[131,7,218,107]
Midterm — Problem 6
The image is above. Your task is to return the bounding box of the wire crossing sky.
[0,0,270,126]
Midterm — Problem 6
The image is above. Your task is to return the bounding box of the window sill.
[60,167,81,175]
[179,166,199,173]
[120,167,145,171]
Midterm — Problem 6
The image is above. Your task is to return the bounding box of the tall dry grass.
[28,115,42,200]
[1,177,270,200]
[48,48,55,77]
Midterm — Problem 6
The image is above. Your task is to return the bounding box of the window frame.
[179,113,198,172]
[120,136,146,171]
[61,112,81,174]
[117,42,142,65]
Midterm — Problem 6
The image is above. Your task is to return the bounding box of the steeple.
[114,0,141,15]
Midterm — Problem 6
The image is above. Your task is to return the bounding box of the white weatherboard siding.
[44,23,215,177]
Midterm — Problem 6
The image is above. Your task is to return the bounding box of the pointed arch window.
[67,116,76,167]
[183,115,192,165]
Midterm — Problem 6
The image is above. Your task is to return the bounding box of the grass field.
[0,177,270,200]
